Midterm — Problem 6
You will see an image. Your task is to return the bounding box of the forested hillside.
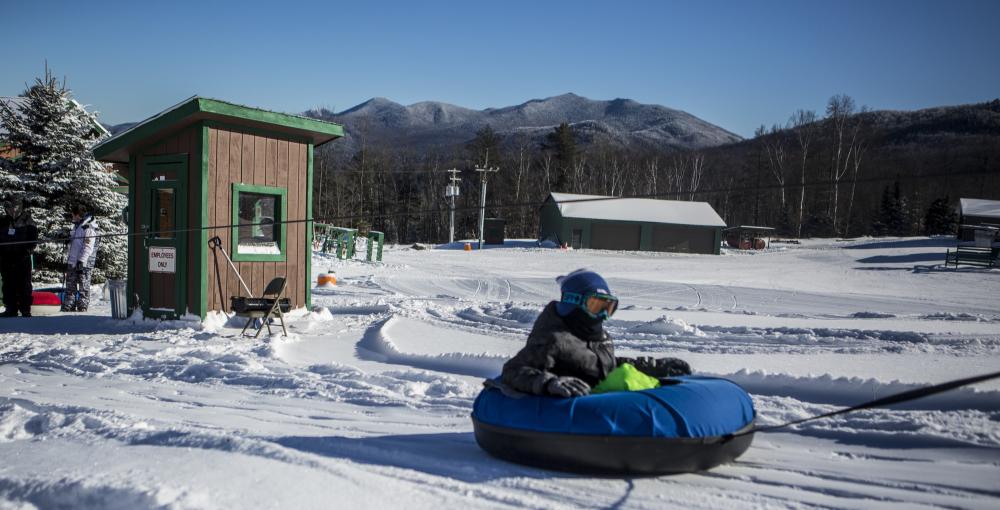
[313,96,1000,244]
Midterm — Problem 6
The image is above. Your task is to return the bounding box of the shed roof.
[547,192,726,228]
[93,96,344,163]
[960,198,1000,220]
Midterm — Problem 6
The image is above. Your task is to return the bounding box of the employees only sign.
[149,246,176,273]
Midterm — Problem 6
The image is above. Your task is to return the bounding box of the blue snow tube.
[471,376,756,475]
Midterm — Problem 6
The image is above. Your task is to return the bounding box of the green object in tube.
[592,363,662,393]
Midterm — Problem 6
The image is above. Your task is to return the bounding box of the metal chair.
[234,277,289,338]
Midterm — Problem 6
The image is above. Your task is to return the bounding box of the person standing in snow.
[0,198,39,317]
[62,205,99,312]
[502,269,692,397]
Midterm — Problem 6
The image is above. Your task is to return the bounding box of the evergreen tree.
[0,155,19,202]
[870,181,911,237]
[467,125,501,167]
[543,122,576,190]
[923,196,958,235]
[0,68,126,281]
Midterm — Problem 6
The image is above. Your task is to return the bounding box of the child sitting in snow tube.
[501,269,692,398]
[472,269,755,474]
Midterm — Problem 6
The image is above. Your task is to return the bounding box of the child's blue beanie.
[555,269,612,316]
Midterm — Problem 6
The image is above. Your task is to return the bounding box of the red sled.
[31,291,62,316]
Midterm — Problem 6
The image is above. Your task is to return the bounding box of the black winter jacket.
[0,213,38,262]
[502,302,632,395]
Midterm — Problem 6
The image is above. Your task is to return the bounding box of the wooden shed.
[93,97,343,319]
[539,192,726,255]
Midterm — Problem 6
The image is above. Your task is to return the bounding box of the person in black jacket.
[502,269,691,397]
[0,198,39,317]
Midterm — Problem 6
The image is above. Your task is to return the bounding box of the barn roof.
[93,96,344,163]
[547,192,726,228]
[960,198,1000,220]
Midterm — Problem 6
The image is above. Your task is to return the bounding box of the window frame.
[231,183,288,262]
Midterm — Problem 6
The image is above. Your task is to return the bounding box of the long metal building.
[539,192,726,255]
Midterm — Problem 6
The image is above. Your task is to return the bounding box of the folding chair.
[233,277,290,338]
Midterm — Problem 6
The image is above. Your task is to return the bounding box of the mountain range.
[105,95,1000,160]
[302,93,743,157]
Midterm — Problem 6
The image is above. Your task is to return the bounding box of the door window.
[153,188,175,239]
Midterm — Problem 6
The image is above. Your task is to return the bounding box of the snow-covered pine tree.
[923,197,958,235]
[0,68,126,282]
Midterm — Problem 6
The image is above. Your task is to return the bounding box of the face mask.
[563,307,605,341]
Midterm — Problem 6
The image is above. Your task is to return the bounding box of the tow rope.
[725,369,1000,440]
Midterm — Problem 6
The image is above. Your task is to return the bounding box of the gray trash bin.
[108,279,127,319]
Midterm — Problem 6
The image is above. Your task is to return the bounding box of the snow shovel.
[208,236,251,295]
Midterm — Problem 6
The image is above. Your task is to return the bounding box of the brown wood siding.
[205,126,308,312]
[133,126,199,315]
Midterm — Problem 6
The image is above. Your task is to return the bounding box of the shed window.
[231,183,288,262]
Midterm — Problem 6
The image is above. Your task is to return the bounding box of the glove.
[631,356,692,377]
[545,376,591,398]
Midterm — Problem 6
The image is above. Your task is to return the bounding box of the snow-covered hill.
[1,237,998,508]
[306,93,743,157]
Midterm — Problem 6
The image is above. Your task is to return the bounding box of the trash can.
[108,279,127,319]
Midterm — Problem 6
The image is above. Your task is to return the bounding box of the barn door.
[140,155,188,319]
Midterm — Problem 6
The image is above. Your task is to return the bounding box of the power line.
[0,167,995,247]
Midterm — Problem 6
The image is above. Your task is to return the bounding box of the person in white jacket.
[62,205,100,312]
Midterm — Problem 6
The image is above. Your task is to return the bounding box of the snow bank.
[357,316,507,378]
[628,315,706,337]
[724,370,1000,412]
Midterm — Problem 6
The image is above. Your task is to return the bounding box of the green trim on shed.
[305,143,314,309]
[126,156,136,317]
[198,123,210,318]
[139,154,189,319]
[230,183,288,262]
[199,99,342,138]
[94,97,343,162]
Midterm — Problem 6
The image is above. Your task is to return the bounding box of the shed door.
[590,222,641,250]
[140,155,188,318]
[651,225,715,254]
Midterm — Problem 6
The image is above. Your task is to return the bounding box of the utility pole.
[445,168,461,244]
[474,160,500,250]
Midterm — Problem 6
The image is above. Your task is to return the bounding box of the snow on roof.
[548,192,726,227]
[960,198,1000,219]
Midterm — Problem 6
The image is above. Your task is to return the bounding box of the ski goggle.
[561,291,619,319]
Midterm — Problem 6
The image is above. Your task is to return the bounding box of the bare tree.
[790,109,817,237]
[644,156,659,196]
[763,124,788,209]
[540,152,554,190]
[843,135,869,236]
[688,152,705,201]
[826,94,860,232]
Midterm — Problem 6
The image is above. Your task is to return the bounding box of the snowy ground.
[1,236,998,509]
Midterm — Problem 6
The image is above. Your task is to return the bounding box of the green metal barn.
[539,192,726,255]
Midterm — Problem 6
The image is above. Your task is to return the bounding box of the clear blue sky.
[5,0,998,137]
